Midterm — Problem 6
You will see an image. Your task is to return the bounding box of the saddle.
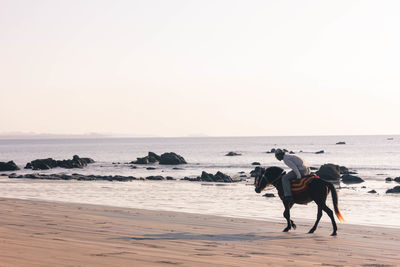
[291,174,319,194]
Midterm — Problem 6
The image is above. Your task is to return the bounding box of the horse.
[254,166,345,236]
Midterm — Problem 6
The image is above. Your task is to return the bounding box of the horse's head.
[254,166,285,193]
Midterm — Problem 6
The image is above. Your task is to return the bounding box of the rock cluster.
[131,152,187,165]
[8,173,176,182]
[25,155,95,170]
[0,161,20,171]
[183,171,237,183]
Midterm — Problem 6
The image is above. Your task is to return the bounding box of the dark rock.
[26,158,57,170]
[146,167,156,170]
[240,175,247,178]
[225,152,241,156]
[315,150,324,154]
[8,173,136,182]
[394,177,400,183]
[386,186,400,193]
[148,152,161,161]
[262,193,275,198]
[200,171,214,182]
[310,167,318,171]
[159,152,187,165]
[266,148,276,154]
[336,141,346,145]
[238,171,245,174]
[339,166,357,175]
[166,176,175,180]
[368,190,377,194]
[198,171,235,182]
[25,155,94,170]
[316,164,341,181]
[132,156,150,164]
[214,171,233,182]
[183,176,200,181]
[251,162,261,166]
[341,174,364,184]
[385,177,393,182]
[172,167,184,170]
[0,161,20,171]
[289,151,295,154]
[146,176,165,180]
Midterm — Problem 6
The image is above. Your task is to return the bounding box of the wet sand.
[0,198,399,266]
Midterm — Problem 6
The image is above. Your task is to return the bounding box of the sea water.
[0,136,399,227]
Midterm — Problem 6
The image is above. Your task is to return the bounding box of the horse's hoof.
[331,232,337,236]
[308,229,315,234]
[292,223,297,230]
[283,228,290,232]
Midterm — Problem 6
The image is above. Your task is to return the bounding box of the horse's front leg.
[282,203,292,232]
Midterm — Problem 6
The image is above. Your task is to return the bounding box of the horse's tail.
[323,180,345,223]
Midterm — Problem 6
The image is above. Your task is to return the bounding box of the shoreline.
[1,198,399,266]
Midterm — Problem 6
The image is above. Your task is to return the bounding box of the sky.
[1,0,400,137]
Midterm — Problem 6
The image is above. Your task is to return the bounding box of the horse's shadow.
[113,232,309,242]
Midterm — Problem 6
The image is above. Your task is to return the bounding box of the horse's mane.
[264,166,285,182]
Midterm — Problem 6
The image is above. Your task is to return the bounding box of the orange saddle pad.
[291,175,319,194]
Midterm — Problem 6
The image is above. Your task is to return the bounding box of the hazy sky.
[1,0,399,137]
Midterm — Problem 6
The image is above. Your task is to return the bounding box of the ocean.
[0,135,399,228]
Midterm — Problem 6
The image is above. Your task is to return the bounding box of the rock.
[266,148,276,154]
[159,152,187,165]
[25,155,94,170]
[341,174,364,184]
[225,151,241,156]
[0,161,20,171]
[385,177,393,182]
[148,152,161,161]
[251,162,261,166]
[394,177,400,183]
[166,176,175,180]
[368,190,377,194]
[310,167,318,171]
[315,150,324,154]
[336,141,346,145]
[386,186,400,194]
[289,151,295,154]
[8,173,136,181]
[146,167,156,170]
[339,166,357,175]
[262,193,275,197]
[214,171,233,182]
[132,156,150,164]
[182,176,200,182]
[197,171,235,182]
[146,176,165,180]
[316,164,341,181]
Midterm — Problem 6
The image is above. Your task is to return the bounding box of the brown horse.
[254,166,345,236]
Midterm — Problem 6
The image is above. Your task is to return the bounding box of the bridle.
[255,171,283,189]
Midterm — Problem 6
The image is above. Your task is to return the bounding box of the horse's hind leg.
[321,204,338,236]
[308,206,322,233]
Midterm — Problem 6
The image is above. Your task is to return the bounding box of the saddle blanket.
[291,175,319,194]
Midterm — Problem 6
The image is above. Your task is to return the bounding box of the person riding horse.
[274,149,311,203]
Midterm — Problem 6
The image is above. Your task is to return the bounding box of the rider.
[274,149,311,202]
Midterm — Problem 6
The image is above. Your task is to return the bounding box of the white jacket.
[283,154,309,179]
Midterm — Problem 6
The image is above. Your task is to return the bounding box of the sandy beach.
[0,198,399,266]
